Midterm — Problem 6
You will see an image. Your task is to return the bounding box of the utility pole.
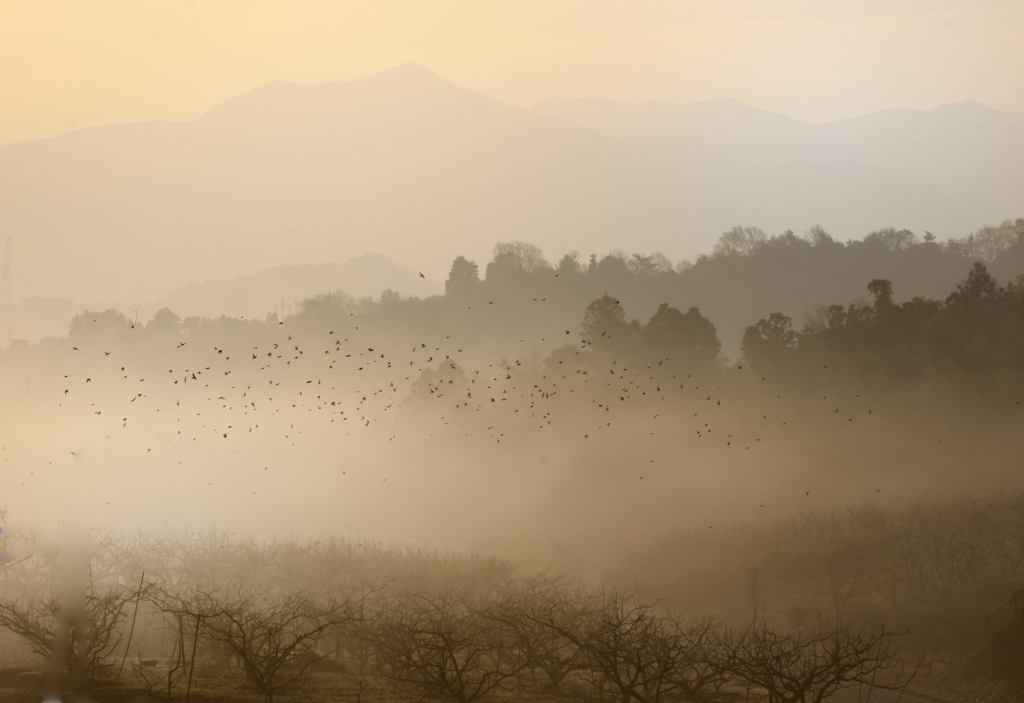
[749,565,761,618]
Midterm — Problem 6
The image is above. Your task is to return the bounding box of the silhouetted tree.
[445,256,480,298]
[533,590,729,703]
[555,253,584,278]
[298,290,356,320]
[580,295,633,353]
[972,222,1019,264]
[742,312,797,372]
[804,225,837,249]
[641,304,720,365]
[713,226,768,257]
[0,583,144,684]
[488,242,549,278]
[367,591,524,703]
[722,618,906,703]
[757,313,797,350]
[146,308,182,336]
[490,576,586,695]
[628,254,660,277]
[69,309,133,342]
[867,279,894,309]
[864,227,917,252]
[164,587,351,703]
[946,261,1001,309]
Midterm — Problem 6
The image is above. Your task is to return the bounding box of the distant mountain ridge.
[154,253,441,320]
[0,62,1016,305]
[533,96,1024,220]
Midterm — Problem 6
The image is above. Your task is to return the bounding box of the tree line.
[6,217,1021,368]
[743,260,1024,390]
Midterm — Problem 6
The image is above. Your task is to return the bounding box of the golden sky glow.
[1,0,1022,145]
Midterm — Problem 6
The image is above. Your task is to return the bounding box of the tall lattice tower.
[0,238,11,307]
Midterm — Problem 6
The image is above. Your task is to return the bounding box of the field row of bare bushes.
[0,524,912,703]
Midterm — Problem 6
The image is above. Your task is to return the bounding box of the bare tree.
[490,576,586,694]
[366,590,525,703]
[0,583,142,683]
[665,615,733,700]
[532,589,727,703]
[162,586,351,703]
[722,617,908,703]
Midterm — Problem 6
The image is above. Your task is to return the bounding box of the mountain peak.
[351,60,462,94]
[376,60,442,79]
[196,62,460,125]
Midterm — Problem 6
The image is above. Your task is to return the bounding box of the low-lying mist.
[6,242,1024,701]
[3,290,1021,579]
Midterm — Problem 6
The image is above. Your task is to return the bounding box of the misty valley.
[3,227,1024,702]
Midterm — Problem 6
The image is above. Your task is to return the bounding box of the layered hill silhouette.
[0,252,438,344]
[0,62,1017,304]
[153,253,440,321]
[534,96,1024,221]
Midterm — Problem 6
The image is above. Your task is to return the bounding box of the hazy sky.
[1,0,1022,147]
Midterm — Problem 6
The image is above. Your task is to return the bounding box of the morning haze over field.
[2,3,1024,702]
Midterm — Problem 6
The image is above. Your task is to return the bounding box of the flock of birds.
[8,303,879,490]
[0,283,947,544]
